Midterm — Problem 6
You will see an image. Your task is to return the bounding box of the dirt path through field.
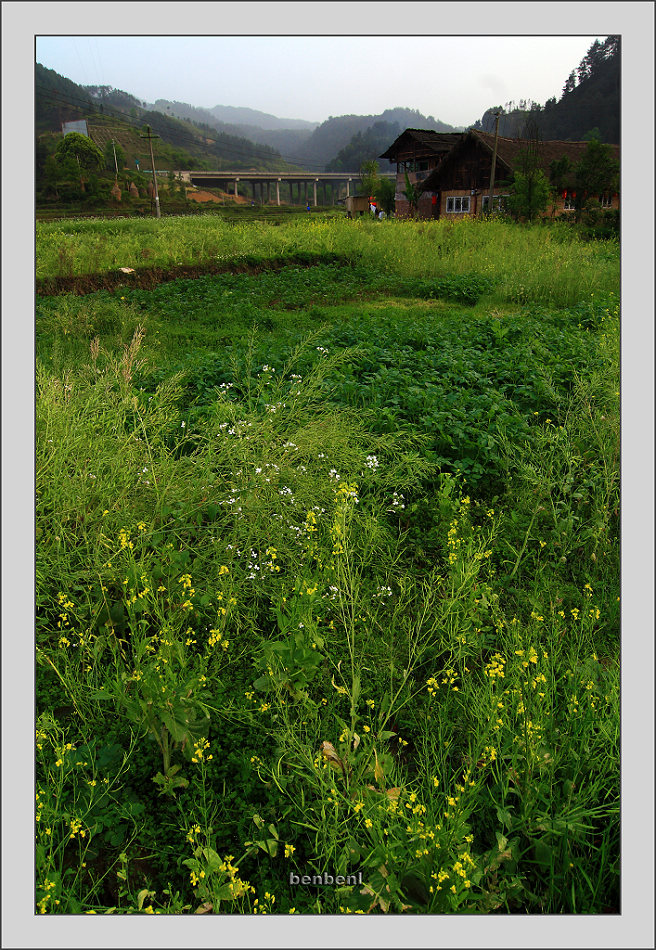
[35,252,351,296]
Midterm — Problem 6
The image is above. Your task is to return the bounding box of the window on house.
[563,193,575,210]
[446,196,471,213]
[481,195,509,213]
[599,193,613,207]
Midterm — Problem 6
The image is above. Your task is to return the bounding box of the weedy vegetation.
[36,213,619,915]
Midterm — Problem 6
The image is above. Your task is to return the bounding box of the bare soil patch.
[35,252,351,296]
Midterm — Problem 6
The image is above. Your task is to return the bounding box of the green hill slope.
[35,64,296,172]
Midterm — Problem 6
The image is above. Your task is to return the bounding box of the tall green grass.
[35,217,620,915]
[36,215,619,308]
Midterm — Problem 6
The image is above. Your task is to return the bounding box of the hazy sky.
[35,34,607,128]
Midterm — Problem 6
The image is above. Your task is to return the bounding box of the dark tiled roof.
[379,129,462,160]
[421,129,620,191]
[471,130,620,173]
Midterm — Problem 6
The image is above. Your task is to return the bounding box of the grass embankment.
[36,216,619,915]
[36,214,618,307]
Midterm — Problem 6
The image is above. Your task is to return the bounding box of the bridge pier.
[186,171,395,208]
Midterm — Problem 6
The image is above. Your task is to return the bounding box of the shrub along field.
[36,215,619,915]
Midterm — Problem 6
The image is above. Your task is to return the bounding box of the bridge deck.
[174,170,395,206]
[178,170,395,182]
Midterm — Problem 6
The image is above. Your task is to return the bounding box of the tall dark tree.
[577,39,603,84]
[575,139,620,198]
[508,118,550,221]
[374,177,396,217]
[562,71,577,98]
[549,155,573,193]
[359,160,379,199]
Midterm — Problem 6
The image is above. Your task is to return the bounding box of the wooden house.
[417,129,620,219]
[379,129,463,219]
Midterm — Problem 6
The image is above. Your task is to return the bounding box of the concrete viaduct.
[174,170,396,206]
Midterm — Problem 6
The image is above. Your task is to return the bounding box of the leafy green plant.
[35,214,619,915]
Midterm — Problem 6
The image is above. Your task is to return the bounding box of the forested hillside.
[35,64,296,174]
[286,108,462,169]
[36,63,463,174]
[326,120,404,172]
[472,37,620,143]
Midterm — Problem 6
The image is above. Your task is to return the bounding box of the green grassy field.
[36,214,619,915]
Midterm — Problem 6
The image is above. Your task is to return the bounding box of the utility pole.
[140,125,161,218]
[487,111,502,216]
[111,139,119,180]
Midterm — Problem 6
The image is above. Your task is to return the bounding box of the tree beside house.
[378,129,462,218]
[381,128,620,222]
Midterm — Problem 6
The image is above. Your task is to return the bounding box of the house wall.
[554,192,619,216]
[428,137,620,219]
[391,144,449,218]
[395,197,411,219]
[441,188,477,217]
[439,188,512,218]
[397,188,619,222]
[436,189,620,219]
[387,129,620,222]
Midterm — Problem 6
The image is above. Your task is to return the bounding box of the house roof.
[420,129,620,191]
[379,129,462,160]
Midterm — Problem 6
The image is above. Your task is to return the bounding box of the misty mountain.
[37,64,464,173]
[207,104,318,131]
[145,99,321,165]
[149,100,318,143]
[151,103,463,170]
[35,64,296,173]
[325,109,465,172]
[231,126,314,154]
[150,99,234,131]
[326,120,405,172]
[277,108,463,169]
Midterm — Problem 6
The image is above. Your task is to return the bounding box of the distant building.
[419,130,620,219]
[379,129,462,219]
[61,119,89,138]
[381,127,620,220]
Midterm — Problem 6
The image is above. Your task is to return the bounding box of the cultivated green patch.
[36,217,619,915]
